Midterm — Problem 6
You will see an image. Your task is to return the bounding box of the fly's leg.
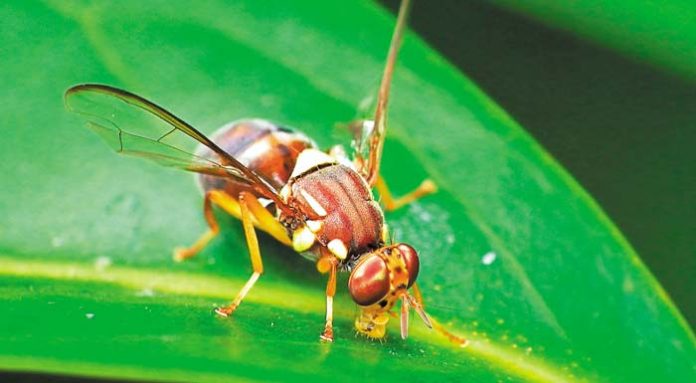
[242,192,292,247]
[173,190,231,262]
[411,283,468,347]
[178,190,288,316]
[317,256,338,342]
[376,175,437,212]
[215,192,268,317]
[174,190,290,261]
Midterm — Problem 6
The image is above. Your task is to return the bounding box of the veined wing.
[64,84,287,209]
[360,0,411,186]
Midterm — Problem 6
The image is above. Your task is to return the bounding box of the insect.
[65,0,465,345]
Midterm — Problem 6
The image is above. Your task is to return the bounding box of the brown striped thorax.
[279,149,385,261]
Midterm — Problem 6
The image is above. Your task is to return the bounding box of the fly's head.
[347,243,432,340]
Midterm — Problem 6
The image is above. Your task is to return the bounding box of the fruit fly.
[65,0,465,345]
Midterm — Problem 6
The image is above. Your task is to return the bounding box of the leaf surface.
[0,1,693,382]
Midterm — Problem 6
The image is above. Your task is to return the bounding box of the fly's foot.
[173,229,217,262]
[418,179,438,195]
[215,305,238,317]
[320,324,334,343]
[173,247,196,262]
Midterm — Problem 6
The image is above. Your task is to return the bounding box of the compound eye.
[349,255,390,306]
[396,243,419,287]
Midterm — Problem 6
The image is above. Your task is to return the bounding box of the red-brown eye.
[396,243,419,287]
[349,255,390,306]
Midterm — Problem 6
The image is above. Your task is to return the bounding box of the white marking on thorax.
[327,239,348,260]
[300,189,328,217]
[292,225,316,252]
[306,220,323,233]
[290,148,336,179]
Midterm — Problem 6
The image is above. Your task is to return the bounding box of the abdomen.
[197,119,316,200]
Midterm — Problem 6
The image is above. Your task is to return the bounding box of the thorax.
[281,154,385,263]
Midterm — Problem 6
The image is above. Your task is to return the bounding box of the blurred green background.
[382,0,696,327]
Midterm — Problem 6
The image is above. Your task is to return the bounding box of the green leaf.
[486,0,696,80]
[0,1,693,382]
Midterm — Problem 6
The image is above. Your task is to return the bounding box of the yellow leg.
[376,176,437,212]
[318,256,338,342]
[412,283,468,347]
[242,191,292,247]
[215,192,265,317]
[173,191,224,262]
[174,189,291,261]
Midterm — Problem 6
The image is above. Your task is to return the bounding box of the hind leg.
[174,190,290,261]
[411,283,468,347]
[173,191,226,261]
[215,192,277,316]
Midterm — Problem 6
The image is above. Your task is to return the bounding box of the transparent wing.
[64,84,287,207]
[341,118,374,172]
[360,0,411,186]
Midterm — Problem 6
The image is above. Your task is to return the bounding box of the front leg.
[317,256,338,342]
[411,283,468,347]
